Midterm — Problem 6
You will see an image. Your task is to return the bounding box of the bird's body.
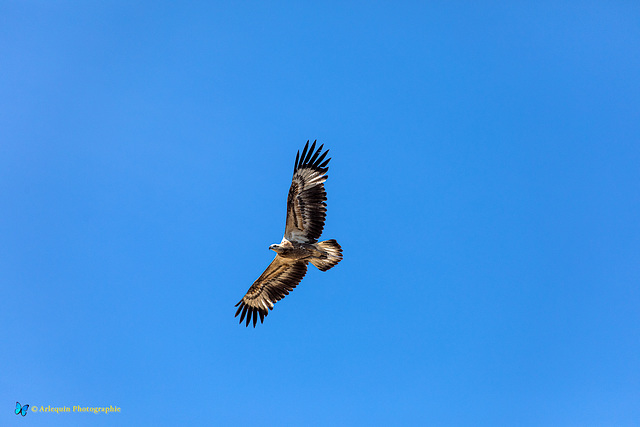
[270,240,319,260]
[270,238,342,270]
[235,141,342,327]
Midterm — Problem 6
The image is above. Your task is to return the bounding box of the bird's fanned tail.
[310,239,343,271]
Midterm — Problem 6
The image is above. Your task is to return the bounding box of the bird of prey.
[235,140,343,327]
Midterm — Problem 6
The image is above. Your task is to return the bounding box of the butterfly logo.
[15,402,29,417]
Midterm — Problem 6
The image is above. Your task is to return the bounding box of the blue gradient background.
[2,2,639,426]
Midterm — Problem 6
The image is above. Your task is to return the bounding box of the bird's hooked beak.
[269,244,277,251]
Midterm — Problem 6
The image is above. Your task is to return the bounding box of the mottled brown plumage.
[235,141,343,327]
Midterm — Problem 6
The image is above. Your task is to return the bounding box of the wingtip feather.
[308,143,324,165]
[239,304,248,323]
[319,157,330,169]
[299,142,309,168]
[305,140,317,164]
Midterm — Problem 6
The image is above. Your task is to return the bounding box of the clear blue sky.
[2,2,639,426]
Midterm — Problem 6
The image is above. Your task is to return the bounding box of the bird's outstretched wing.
[235,256,308,327]
[284,140,331,243]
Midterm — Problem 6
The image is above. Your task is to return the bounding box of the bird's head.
[269,244,280,252]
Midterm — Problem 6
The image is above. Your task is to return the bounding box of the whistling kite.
[235,141,343,327]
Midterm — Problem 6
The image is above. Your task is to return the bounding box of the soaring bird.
[235,141,343,327]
